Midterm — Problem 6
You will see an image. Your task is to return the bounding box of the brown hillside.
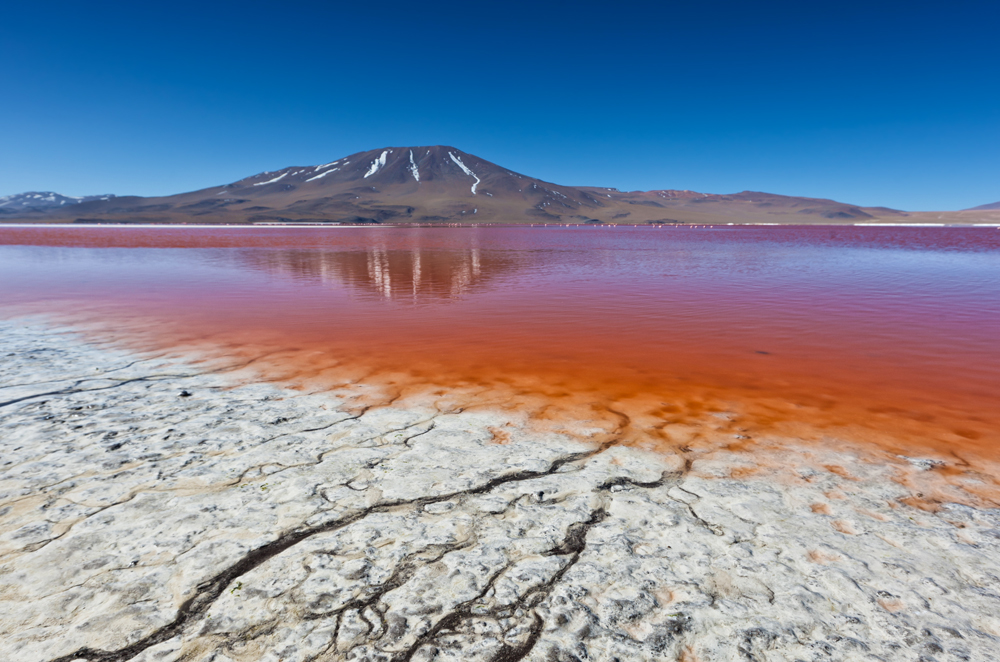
[3,146,995,225]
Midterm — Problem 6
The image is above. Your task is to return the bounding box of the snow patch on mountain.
[408,150,420,182]
[364,151,389,178]
[306,168,340,182]
[314,160,341,172]
[448,152,480,195]
[253,172,288,187]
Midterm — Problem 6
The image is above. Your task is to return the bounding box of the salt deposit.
[0,319,997,661]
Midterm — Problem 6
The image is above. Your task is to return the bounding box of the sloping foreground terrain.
[1,319,998,661]
[6,146,996,225]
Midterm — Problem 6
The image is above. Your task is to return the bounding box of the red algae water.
[2,225,999,466]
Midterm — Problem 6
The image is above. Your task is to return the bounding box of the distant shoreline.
[2,221,999,229]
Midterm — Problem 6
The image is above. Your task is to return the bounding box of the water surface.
[2,225,998,461]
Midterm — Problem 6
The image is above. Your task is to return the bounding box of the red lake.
[2,224,999,465]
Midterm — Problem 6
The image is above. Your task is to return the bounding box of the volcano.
[0,145,938,225]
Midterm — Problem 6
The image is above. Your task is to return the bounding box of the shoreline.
[2,318,999,661]
[2,222,1000,229]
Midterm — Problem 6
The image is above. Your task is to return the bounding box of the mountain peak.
[230,146,500,197]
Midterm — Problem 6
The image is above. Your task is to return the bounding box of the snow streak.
[364,151,389,178]
[408,150,420,182]
[448,152,480,195]
[306,168,340,182]
[253,172,288,187]
[314,160,340,172]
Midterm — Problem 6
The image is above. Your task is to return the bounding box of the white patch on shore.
[898,455,947,471]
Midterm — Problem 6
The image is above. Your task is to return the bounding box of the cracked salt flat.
[1,319,999,661]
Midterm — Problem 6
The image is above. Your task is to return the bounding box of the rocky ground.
[1,319,999,661]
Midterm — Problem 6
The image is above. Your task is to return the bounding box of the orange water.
[2,225,998,473]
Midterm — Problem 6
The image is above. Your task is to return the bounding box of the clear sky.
[1,0,997,210]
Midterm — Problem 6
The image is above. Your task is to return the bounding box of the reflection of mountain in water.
[237,248,523,301]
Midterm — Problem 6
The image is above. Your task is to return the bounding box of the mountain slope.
[0,146,942,225]
[206,145,617,223]
[965,201,1000,211]
[14,146,619,225]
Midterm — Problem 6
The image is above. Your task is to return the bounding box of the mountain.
[965,201,1000,211]
[0,146,934,225]
[0,192,115,215]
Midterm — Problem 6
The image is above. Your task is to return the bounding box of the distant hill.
[965,201,1000,211]
[0,192,115,215]
[0,146,981,225]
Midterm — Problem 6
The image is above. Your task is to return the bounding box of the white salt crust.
[0,319,998,661]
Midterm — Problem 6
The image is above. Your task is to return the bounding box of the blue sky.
[1,0,997,210]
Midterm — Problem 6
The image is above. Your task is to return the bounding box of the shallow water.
[2,224,999,462]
